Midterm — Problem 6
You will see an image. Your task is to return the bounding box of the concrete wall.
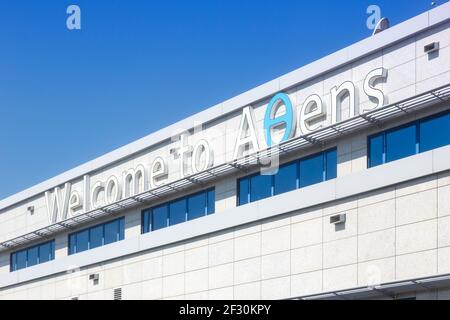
[0,167,449,300]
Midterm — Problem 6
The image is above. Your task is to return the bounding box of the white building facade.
[0,4,450,300]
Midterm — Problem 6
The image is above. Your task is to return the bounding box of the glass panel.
[11,253,17,272]
[27,246,39,267]
[69,234,77,255]
[142,210,151,234]
[420,113,450,153]
[188,192,206,221]
[369,134,384,167]
[104,219,119,245]
[207,189,215,215]
[169,199,186,226]
[386,124,416,162]
[326,149,337,180]
[89,225,104,249]
[299,153,324,188]
[274,162,297,195]
[118,218,125,241]
[16,250,27,271]
[75,229,89,253]
[250,174,272,202]
[51,241,55,260]
[39,242,53,263]
[238,178,249,206]
[152,205,168,231]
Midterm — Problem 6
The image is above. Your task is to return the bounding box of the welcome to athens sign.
[45,68,388,224]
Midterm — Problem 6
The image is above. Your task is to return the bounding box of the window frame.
[298,151,327,189]
[10,240,55,272]
[141,187,215,234]
[367,110,450,168]
[68,217,125,255]
[237,148,337,206]
[384,122,418,163]
[419,110,450,153]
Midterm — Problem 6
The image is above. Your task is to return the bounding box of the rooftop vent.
[372,17,390,36]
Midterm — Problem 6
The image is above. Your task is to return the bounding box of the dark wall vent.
[113,288,122,301]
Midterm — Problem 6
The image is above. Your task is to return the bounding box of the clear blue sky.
[0,0,442,199]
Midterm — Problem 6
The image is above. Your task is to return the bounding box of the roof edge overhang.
[294,273,450,300]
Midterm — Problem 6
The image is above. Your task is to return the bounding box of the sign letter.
[363,68,388,113]
[233,106,260,159]
[45,183,72,224]
[264,93,295,147]
[298,94,326,135]
[331,81,356,124]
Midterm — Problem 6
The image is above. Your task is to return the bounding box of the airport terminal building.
[0,4,450,300]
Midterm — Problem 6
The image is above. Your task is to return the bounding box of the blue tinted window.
[386,124,416,162]
[238,178,249,206]
[10,240,55,272]
[142,189,215,234]
[27,246,39,267]
[69,234,77,255]
[250,174,272,202]
[69,218,125,255]
[89,225,104,249]
[152,205,168,231]
[169,199,186,226]
[16,251,27,270]
[39,242,53,263]
[118,218,125,241]
[368,111,450,168]
[300,153,324,188]
[369,134,384,168]
[188,193,206,221]
[237,149,336,206]
[104,220,119,244]
[326,149,337,180]
[274,163,297,195]
[207,189,215,215]
[11,253,17,272]
[75,229,89,253]
[142,211,151,234]
[420,113,450,152]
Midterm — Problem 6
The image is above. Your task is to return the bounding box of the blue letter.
[264,93,294,147]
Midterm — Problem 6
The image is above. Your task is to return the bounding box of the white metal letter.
[150,157,168,188]
[68,191,82,217]
[298,94,326,135]
[105,176,121,204]
[45,183,72,224]
[331,81,356,124]
[90,182,105,209]
[363,67,388,113]
[192,139,214,174]
[233,106,260,159]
